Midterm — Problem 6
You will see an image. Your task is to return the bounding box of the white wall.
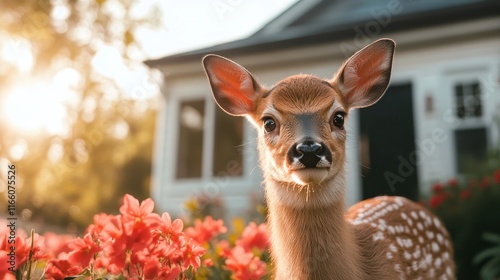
[152,18,500,217]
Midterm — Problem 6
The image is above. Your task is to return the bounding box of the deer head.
[203,39,395,207]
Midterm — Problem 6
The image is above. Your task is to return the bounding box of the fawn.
[203,39,455,280]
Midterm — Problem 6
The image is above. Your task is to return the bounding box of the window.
[176,100,205,179]
[175,98,244,180]
[454,128,487,174]
[213,106,244,177]
[455,81,482,119]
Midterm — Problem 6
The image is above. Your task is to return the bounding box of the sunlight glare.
[0,37,34,74]
[3,83,68,135]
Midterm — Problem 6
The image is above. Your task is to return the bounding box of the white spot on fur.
[432,242,439,252]
[413,248,421,259]
[434,217,442,228]
[411,211,418,219]
[417,222,423,231]
[419,210,427,219]
[437,233,444,244]
[373,231,384,241]
[389,243,398,252]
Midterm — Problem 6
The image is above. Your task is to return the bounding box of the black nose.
[288,140,329,168]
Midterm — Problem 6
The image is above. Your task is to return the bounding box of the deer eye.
[332,112,345,129]
[262,117,276,133]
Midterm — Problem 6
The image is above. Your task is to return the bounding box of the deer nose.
[288,140,329,169]
[297,141,322,155]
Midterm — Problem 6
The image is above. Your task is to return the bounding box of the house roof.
[145,0,500,67]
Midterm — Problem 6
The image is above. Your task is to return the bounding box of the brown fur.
[202,39,455,280]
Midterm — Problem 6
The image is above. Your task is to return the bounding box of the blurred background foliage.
[425,148,500,280]
[0,0,162,232]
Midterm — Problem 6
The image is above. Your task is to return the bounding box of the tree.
[0,0,162,231]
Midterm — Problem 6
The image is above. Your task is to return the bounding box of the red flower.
[480,176,490,189]
[158,265,181,280]
[217,240,232,258]
[0,251,16,280]
[143,257,161,279]
[494,169,500,184]
[155,212,184,243]
[181,239,206,270]
[460,189,472,200]
[447,178,458,188]
[431,182,444,193]
[67,233,101,266]
[44,259,83,280]
[185,216,227,245]
[14,231,48,269]
[237,222,269,251]
[119,194,160,235]
[429,193,447,209]
[42,232,73,258]
[225,245,267,280]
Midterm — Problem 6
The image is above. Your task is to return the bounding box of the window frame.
[446,70,492,175]
[172,94,251,184]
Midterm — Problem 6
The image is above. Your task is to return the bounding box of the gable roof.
[145,0,500,67]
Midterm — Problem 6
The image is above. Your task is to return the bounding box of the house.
[145,0,500,218]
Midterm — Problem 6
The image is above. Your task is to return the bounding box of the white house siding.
[152,16,500,218]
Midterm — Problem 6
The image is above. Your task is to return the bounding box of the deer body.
[203,39,455,279]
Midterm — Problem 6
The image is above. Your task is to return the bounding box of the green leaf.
[474,247,500,264]
[483,233,500,245]
[479,258,500,280]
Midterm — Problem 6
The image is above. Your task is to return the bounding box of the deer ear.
[203,54,262,116]
[333,39,395,109]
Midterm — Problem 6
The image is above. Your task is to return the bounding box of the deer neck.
[265,173,364,280]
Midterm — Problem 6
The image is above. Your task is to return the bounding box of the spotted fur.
[203,39,456,279]
[346,196,455,279]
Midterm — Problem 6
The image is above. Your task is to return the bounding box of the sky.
[136,0,298,59]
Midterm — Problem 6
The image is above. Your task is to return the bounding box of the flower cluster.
[2,194,270,280]
[425,169,500,209]
[424,168,500,280]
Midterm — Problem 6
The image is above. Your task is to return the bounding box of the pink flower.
[217,240,232,258]
[185,216,227,245]
[44,259,83,280]
[0,251,16,280]
[225,245,267,280]
[154,212,184,243]
[181,239,206,270]
[143,257,161,279]
[158,265,181,280]
[42,232,73,258]
[67,233,101,266]
[237,222,269,251]
[119,194,160,235]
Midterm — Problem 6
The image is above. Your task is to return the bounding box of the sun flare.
[2,83,68,135]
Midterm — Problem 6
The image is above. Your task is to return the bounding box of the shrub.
[424,169,500,280]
